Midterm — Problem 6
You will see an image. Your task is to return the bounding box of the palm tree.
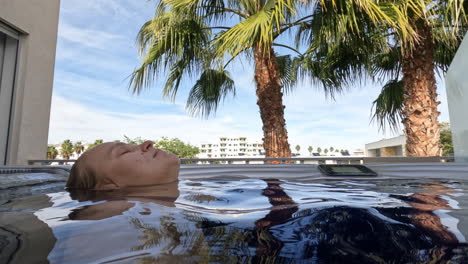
[47,145,58,160]
[308,146,313,156]
[130,0,414,158]
[86,139,104,151]
[304,0,467,156]
[60,140,74,160]
[324,148,329,155]
[330,147,334,152]
[74,141,85,157]
[317,147,322,155]
[295,145,300,154]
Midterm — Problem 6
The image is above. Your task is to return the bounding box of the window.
[0,28,19,165]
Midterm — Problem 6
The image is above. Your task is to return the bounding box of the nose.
[139,140,154,152]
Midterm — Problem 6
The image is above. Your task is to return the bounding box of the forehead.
[83,142,123,178]
[86,142,124,160]
[94,142,120,152]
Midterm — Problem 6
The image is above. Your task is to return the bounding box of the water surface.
[2,177,468,263]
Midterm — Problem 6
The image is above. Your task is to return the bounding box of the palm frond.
[186,69,235,118]
[214,0,296,58]
[433,29,466,73]
[276,54,298,94]
[371,79,404,132]
[129,11,210,98]
[307,0,419,51]
[296,34,378,98]
[369,45,401,81]
[427,0,468,43]
[163,0,229,21]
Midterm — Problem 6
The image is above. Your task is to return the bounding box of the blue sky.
[48,0,451,153]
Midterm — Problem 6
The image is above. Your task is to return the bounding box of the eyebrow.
[109,143,126,158]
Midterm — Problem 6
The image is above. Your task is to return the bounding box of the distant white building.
[352,149,365,156]
[198,137,265,158]
[365,135,406,157]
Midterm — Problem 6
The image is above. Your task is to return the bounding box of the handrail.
[28,156,455,166]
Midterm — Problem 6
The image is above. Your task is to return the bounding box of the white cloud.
[53,70,186,110]
[60,0,147,18]
[58,23,126,50]
[48,95,263,145]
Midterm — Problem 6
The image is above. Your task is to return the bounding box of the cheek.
[165,152,180,164]
[113,155,145,174]
[156,153,180,168]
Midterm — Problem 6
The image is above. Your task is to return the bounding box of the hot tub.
[1,163,468,263]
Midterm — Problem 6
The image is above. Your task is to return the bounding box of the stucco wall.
[365,135,406,157]
[0,0,60,165]
[446,32,468,163]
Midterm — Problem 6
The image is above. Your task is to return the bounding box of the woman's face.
[85,141,180,189]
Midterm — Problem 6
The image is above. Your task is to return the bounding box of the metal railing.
[28,156,455,166]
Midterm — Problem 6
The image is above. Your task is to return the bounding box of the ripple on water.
[2,177,468,264]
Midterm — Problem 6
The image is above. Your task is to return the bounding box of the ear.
[95,178,120,190]
[96,183,120,191]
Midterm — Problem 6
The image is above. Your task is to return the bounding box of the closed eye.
[120,148,131,155]
[121,150,131,155]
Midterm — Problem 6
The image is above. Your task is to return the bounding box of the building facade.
[365,135,406,157]
[446,32,468,163]
[0,0,60,165]
[198,137,265,158]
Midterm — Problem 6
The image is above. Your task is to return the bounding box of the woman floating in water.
[66,141,180,190]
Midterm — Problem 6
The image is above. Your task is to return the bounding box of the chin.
[168,153,181,166]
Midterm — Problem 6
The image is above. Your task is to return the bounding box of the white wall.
[446,32,468,163]
[364,135,406,157]
[0,0,60,165]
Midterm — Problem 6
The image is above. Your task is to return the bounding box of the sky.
[48,0,451,154]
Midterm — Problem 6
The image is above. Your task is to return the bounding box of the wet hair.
[66,152,97,189]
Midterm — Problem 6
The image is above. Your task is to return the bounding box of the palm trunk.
[401,21,440,157]
[253,45,292,158]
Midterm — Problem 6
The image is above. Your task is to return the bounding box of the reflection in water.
[21,179,468,263]
[252,179,298,261]
[0,195,56,264]
[67,182,179,221]
[390,184,459,245]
